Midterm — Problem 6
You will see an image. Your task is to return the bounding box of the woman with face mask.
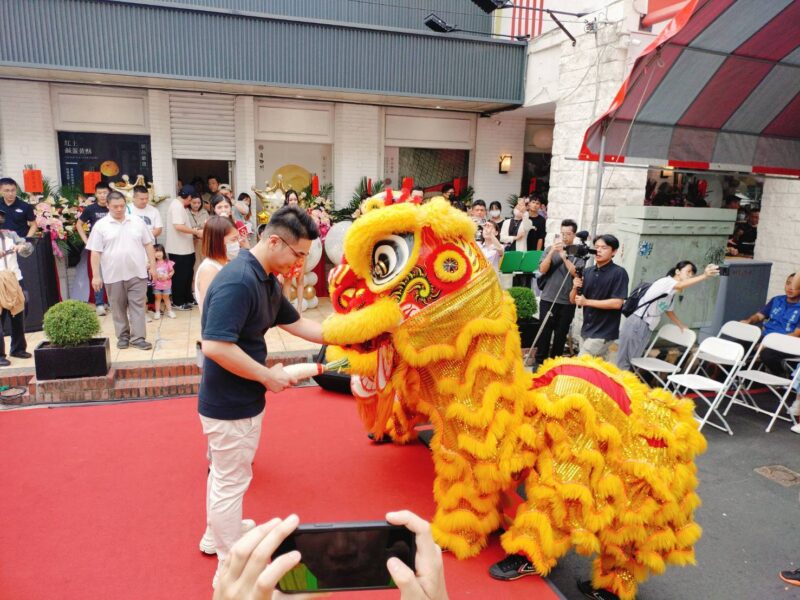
[488,201,504,226]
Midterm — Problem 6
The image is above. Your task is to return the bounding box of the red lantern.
[453,178,462,197]
[22,169,43,194]
[529,178,537,194]
[84,171,102,194]
[311,174,320,197]
[367,178,372,195]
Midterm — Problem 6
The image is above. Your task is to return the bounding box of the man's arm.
[279,317,324,344]
[144,243,156,279]
[173,223,196,235]
[202,340,296,391]
[77,221,89,244]
[741,311,766,325]
[578,297,625,310]
[152,226,163,238]
[90,250,103,291]
[26,220,37,238]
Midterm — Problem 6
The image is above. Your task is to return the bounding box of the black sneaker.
[0,356,10,367]
[577,580,620,600]
[780,568,800,587]
[117,339,130,349]
[130,340,153,351]
[488,554,537,581]
[10,351,32,359]
[174,304,192,311]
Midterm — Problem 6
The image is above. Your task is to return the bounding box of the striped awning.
[580,0,800,176]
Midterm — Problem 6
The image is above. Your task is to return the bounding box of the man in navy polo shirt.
[570,234,629,361]
[0,177,36,239]
[197,205,324,587]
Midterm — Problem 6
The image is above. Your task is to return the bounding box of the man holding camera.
[0,208,34,366]
[534,220,580,365]
[570,234,629,360]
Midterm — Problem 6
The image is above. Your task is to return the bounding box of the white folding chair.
[630,324,696,388]
[724,333,800,433]
[695,321,761,378]
[667,337,745,435]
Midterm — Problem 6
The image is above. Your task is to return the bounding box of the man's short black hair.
[107,191,126,204]
[561,219,578,233]
[207,175,221,183]
[133,185,149,196]
[94,182,110,192]
[411,186,424,193]
[595,234,620,250]
[442,184,455,194]
[472,199,486,208]
[0,177,18,188]
[265,206,319,242]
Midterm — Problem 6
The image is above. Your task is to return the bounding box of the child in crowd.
[152,244,176,319]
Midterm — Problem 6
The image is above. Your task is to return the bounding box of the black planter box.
[34,338,111,381]
[517,318,540,349]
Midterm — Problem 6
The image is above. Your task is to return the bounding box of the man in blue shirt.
[741,273,800,375]
[0,177,36,239]
[197,206,324,588]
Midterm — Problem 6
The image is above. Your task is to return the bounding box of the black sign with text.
[57,132,152,190]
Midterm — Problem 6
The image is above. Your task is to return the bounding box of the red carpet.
[0,388,561,599]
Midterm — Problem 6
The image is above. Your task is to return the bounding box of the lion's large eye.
[371,233,414,285]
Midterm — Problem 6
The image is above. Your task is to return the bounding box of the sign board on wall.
[254,140,331,192]
[58,132,152,190]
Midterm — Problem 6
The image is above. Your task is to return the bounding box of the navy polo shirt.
[198,250,300,420]
[0,197,35,239]
[580,261,629,340]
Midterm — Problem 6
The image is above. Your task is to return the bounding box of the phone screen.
[274,521,415,593]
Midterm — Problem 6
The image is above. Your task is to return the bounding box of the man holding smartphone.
[198,206,324,588]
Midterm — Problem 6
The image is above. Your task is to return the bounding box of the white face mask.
[489,209,501,218]
[225,241,240,260]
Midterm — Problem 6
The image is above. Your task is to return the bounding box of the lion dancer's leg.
[428,427,503,558]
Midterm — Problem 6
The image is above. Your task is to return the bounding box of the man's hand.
[91,276,103,292]
[552,239,564,255]
[13,243,26,253]
[572,277,583,289]
[575,295,588,307]
[263,363,297,393]
[212,514,327,600]
[385,511,449,600]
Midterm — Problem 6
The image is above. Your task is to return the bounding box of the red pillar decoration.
[367,178,372,195]
[402,177,413,191]
[84,171,102,194]
[22,169,43,194]
[311,174,320,197]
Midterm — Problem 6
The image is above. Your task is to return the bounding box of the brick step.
[113,374,200,400]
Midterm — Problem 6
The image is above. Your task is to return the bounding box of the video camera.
[564,230,596,260]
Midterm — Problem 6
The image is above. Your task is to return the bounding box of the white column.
[234,95,255,197]
[756,176,800,298]
[147,90,175,199]
[472,114,526,205]
[0,80,59,185]
[333,103,382,208]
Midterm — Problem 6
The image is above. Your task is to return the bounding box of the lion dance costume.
[322,194,706,599]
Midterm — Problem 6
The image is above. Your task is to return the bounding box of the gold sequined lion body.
[322,194,706,599]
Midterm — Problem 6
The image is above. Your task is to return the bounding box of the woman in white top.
[499,198,532,252]
[194,216,239,312]
[616,261,719,371]
[478,220,504,274]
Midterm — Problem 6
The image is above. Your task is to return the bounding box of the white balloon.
[324,221,353,265]
[307,296,319,309]
[304,237,323,272]
[304,271,318,286]
[300,298,309,311]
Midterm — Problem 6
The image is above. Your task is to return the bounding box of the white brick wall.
[547,24,646,237]
[755,177,800,298]
[234,96,255,196]
[333,104,382,208]
[472,114,526,206]
[0,80,59,185]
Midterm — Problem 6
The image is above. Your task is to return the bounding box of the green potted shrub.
[507,286,539,349]
[34,300,109,380]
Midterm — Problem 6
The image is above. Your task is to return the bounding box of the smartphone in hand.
[273,521,416,593]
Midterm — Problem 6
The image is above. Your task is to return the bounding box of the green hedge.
[507,286,537,321]
[43,300,101,347]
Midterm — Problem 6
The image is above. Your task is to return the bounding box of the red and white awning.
[580,0,800,176]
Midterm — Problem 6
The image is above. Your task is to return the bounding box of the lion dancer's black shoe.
[577,580,620,600]
[488,553,538,581]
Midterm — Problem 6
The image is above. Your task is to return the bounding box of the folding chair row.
[724,333,800,433]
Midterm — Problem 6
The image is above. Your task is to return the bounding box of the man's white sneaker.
[95,305,106,316]
[788,399,800,417]
[199,519,256,555]
[166,310,176,319]
[153,311,161,320]
[791,423,800,434]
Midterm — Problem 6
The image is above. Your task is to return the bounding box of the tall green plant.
[330,176,385,223]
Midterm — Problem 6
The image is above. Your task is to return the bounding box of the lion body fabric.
[323,195,706,600]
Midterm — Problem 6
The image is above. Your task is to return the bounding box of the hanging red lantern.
[84,171,102,194]
[22,168,43,194]
[453,178,462,197]
[529,178,537,194]
[311,174,320,197]
[367,178,372,195]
